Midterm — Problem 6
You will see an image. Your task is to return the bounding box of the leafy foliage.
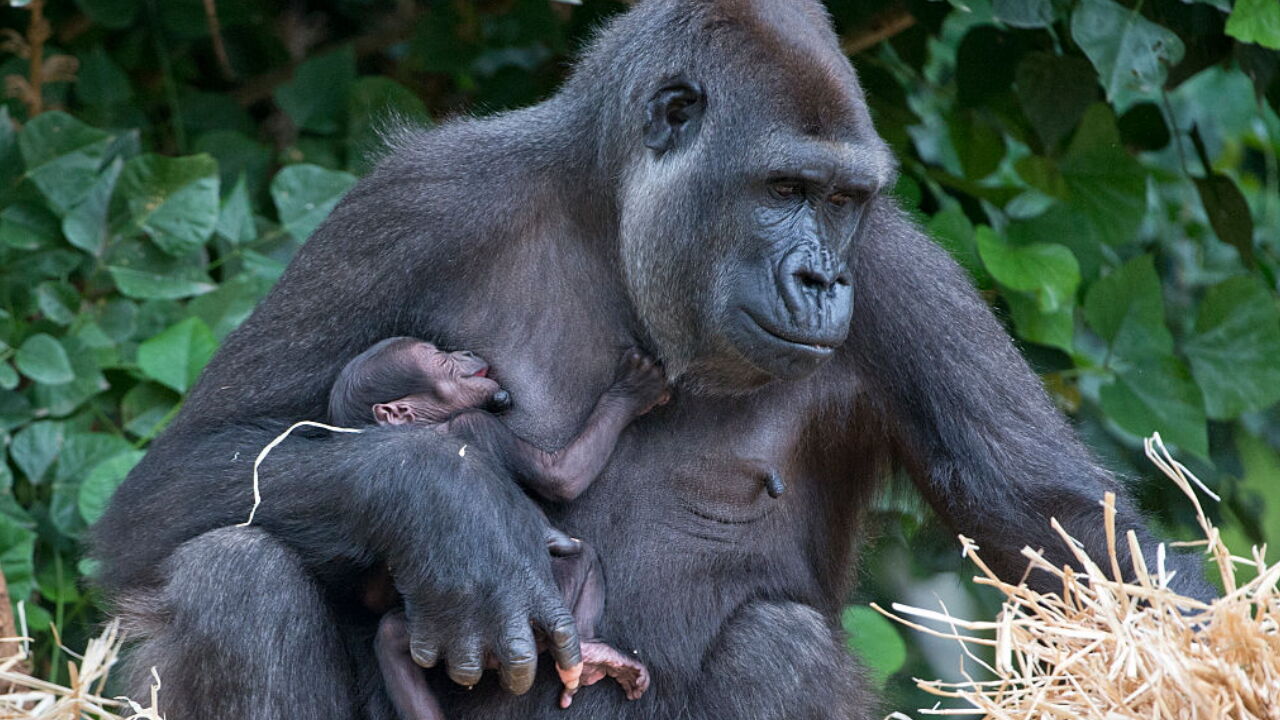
[0,0,1277,707]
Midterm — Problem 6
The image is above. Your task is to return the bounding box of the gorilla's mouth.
[739,309,837,358]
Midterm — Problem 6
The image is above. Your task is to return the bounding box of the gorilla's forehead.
[692,0,873,141]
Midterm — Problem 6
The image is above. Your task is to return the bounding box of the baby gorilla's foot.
[558,640,650,708]
[608,348,670,417]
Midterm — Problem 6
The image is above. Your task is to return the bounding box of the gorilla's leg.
[120,527,358,719]
[699,601,876,720]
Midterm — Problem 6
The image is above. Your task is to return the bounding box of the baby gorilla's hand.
[607,348,670,416]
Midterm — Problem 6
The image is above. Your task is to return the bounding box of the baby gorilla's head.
[329,337,511,427]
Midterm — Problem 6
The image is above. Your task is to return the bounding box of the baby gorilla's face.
[372,342,507,425]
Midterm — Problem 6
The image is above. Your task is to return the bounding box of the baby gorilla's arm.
[450,349,667,503]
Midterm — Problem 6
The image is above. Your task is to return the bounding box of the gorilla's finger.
[445,634,485,688]
[494,615,538,694]
[404,605,441,668]
[544,527,583,557]
[533,599,582,689]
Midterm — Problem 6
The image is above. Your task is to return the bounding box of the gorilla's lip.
[739,309,838,357]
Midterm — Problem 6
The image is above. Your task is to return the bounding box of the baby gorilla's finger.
[493,614,538,695]
[444,634,485,688]
[544,527,583,557]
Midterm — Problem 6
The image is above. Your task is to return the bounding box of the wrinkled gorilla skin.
[90,1,1211,718]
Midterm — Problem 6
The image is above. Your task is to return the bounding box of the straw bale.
[879,434,1280,720]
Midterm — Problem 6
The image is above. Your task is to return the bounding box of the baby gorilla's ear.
[372,402,414,425]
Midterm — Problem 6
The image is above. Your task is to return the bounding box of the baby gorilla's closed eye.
[329,339,668,719]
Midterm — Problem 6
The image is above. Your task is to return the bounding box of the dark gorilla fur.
[90,1,1212,718]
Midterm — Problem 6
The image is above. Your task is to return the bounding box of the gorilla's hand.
[606,347,670,417]
[373,431,583,695]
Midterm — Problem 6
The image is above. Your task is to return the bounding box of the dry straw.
[878,433,1280,719]
[0,619,161,720]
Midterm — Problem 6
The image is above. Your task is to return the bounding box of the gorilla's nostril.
[835,273,852,287]
[793,269,834,291]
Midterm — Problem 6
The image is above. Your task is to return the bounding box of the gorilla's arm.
[91,423,583,693]
[848,202,1213,599]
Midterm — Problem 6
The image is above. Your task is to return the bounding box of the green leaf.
[34,281,80,325]
[1101,355,1208,458]
[63,157,123,256]
[136,317,217,393]
[274,47,356,135]
[1183,277,1280,419]
[214,175,257,246]
[17,111,113,215]
[106,240,216,300]
[189,273,273,340]
[0,202,60,250]
[0,512,37,606]
[0,107,19,188]
[10,420,65,484]
[31,335,108,417]
[976,227,1080,313]
[1226,0,1280,49]
[73,0,139,28]
[1006,292,1075,353]
[0,363,16,391]
[1084,255,1167,354]
[15,333,74,385]
[117,153,221,256]
[193,130,272,197]
[0,392,33,432]
[121,382,179,438]
[271,164,357,242]
[1071,0,1185,113]
[52,432,132,536]
[1015,53,1098,151]
[79,450,146,525]
[1193,174,1255,266]
[76,45,132,105]
[994,0,1055,28]
[842,605,906,684]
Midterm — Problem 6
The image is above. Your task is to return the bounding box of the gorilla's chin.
[722,307,846,382]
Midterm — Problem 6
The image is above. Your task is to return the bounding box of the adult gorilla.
[91,0,1209,717]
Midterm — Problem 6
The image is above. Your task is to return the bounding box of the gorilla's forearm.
[849,203,1213,601]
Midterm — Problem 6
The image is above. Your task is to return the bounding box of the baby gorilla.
[329,337,666,718]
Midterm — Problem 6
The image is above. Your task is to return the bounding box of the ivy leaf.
[15,334,74,385]
[63,157,123,256]
[0,203,60,250]
[34,281,80,326]
[136,317,217,393]
[1084,255,1170,358]
[271,164,357,242]
[1015,53,1098,151]
[31,335,108,417]
[1193,174,1255,266]
[1006,292,1075,353]
[1183,277,1280,420]
[1226,0,1280,50]
[0,363,16,391]
[79,450,146,525]
[1071,0,1186,113]
[1101,355,1208,459]
[274,47,356,135]
[214,175,257,246]
[0,513,37,606]
[976,227,1080,313]
[120,383,179,438]
[189,273,274,340]
[106,240,216,300]
[117,154,221,256]
[993,0,1055,28]
[10,421,65,485]
[51,432,133,537]
[842,606,906,685]
[17,112,113,216]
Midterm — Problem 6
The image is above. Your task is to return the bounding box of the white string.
[238,421,364,527]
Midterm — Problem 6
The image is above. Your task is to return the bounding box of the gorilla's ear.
[644,80,705,154]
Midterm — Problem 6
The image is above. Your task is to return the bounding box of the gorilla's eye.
[771,181,804,200]
[827,192,854,207]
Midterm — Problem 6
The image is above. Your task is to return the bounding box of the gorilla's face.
[620,78,893,392]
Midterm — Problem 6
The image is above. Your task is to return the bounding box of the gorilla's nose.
[778,248,852,331]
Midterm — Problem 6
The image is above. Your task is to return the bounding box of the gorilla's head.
[591,0,896,393]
